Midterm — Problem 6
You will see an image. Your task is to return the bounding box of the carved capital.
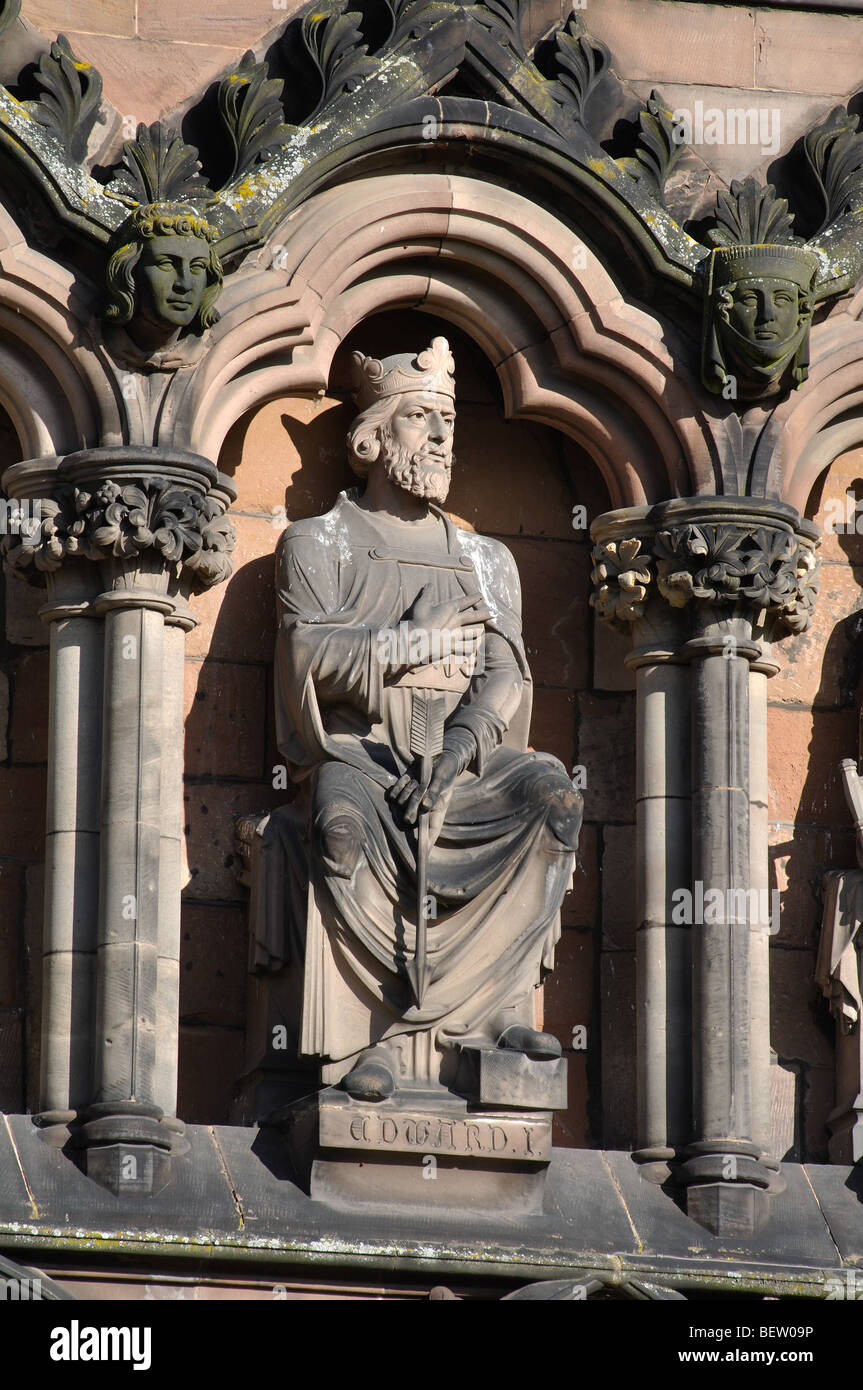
[590,500,819,640]
[1,447,236,596]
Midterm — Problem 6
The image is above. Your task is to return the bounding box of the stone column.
[2,447,235,1192]
[591,498,818,1236]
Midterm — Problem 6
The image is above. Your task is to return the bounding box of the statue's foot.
[496,1024,562,1062]
[341,1052,396,1101]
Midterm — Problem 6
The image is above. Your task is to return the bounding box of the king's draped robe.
[271,489,580,1080]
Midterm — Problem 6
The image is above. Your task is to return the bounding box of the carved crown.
[351,337,456,411]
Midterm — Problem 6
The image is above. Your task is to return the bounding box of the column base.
[36,1102,190,1197]
[678,1140,774,1237]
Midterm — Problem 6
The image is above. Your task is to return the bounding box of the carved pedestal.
[276,1082,559,1214]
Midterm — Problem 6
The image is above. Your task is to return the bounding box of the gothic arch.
[182,173,719,508]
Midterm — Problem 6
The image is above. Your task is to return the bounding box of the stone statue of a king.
[272,336,583,1107]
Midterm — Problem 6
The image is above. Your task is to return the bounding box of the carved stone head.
[702,244,819,399]
[105,203,223,353]
[346,337,457,503]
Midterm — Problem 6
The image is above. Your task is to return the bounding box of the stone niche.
[171,309,618,1149]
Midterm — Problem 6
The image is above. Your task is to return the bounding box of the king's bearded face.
[377,392,455,503]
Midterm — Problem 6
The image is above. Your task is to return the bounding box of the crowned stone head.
[346,337,457,504]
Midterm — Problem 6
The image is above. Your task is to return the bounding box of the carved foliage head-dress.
[702,178,819,399]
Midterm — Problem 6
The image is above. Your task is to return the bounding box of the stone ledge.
[0,1115,860,1294]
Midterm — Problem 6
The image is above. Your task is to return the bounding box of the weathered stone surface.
[0,861,22,1011]
[769,823,855,950]
[542,928,593,1053]
[179,903,248,1024]
[5,571,48,647]
[529,686,574,772]
[802,1065,835,1165]
[562,822,598,928]
[767,704,856,825]
[183,780,282,901]
[594,619,635,692]
[0,1010,22,1111]
[186,515,277,663]
[774,561,863,710]
[27,1,136,38]
[508,539,589,689]
[9,652,46,763]
[769,946,834,1067]
[221,394,352,520]
[600,949,636,1150]
[177,1025,245,1124]
[601,824,637,951]
[755,7,863,96]
[59,33,239,130]
[317,1090,553,1162]
[138,0,293,47]
[577,692,636,823]
[183,660,267,781]
[588,0,756,88]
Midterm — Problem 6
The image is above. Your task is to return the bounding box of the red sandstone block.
[768,822,856,951]
[769,946,833,1067]
[28,1,135,37]
[0,767,46,859]
[543,928,593,1050]
[601,824,636,951]
[222,395,354,522]
[177,1025,245,1125]
[552,1052,589,1150]
[138,0,297,47]
[809,445,863,564]
[508,539,590,689]
[187,515,279,663]
[0,1009,22,1112]
[0,861,22,1011]
[529,686,575,771]
[448,409,578,541]
[180,903,248,1024]
[772,560,863,709]
[10,650,49,764]
[589,0,756,89]
[600,949,636,1150]
[756,8,863,96]
[577,692,636,823]
[183,780,284,902]
[183,660,268,781]
[767,705,856,826]
[60,33,238,129]
[563,821,598,928]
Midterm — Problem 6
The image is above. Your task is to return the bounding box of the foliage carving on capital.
[590,537,653,630]
[1,479,235,591]
[653,522,818,632]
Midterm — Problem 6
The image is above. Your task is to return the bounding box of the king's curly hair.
[105,203,223,330]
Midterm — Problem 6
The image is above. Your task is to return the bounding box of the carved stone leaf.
[547,14,609,127]
[621,91,686,207]
[708,176,796,249]
[217,51,293,186]
[804,106,863,237]
[472,0,527,62]
[383,0,454,46]
[26,34,103,164]
[107,121,209,205]
[301,2,379,126]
